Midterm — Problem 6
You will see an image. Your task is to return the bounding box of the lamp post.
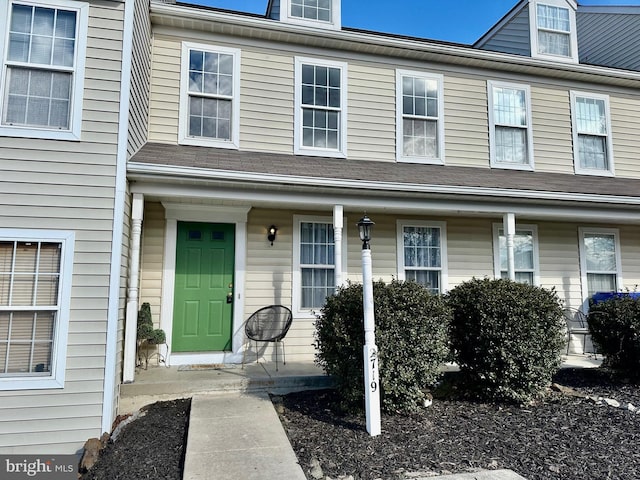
[357,214,381,436]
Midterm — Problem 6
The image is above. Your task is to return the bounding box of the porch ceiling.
[128,143,640,222]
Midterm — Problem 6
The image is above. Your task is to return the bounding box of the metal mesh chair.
[563,307,589,354]
[242,305,293,371]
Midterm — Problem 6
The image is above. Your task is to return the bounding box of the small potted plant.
[136,302,166,367]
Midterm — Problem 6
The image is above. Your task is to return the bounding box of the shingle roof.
[129,143,640,201]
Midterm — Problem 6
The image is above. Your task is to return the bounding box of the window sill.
[490,162,535,172]
[294,146,347,159]
[0,376,64,391]
[397,155,445,165]
[179,136,239,149]
[0,125,80,141]
[574,168,615,177]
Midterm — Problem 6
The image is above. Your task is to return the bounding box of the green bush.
[447,278,565,404]
[137,302,166,345]
[314,279,451,413]
[588,296,640,374]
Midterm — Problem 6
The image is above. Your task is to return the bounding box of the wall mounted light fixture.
[268,225,278,245]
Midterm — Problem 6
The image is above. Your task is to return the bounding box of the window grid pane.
[301,64,341,149]
[0,241,61,377]
[291,0,331,21]
[575,97,609,170]
[402,76,439,158]
[300,222,335,309]
[583,233,618,296]
[403,226,442,293]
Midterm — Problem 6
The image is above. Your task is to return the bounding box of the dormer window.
[291,0,331,22]
[530,0,578,63]
[267,0,341,30]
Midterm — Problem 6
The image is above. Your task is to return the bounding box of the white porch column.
[333,205,344,287]
[503,212,516,282]
[123,193,144,383]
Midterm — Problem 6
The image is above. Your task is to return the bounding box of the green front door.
[172,222,235,352]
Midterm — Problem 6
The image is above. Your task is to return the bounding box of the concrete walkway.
[183,393,306,480]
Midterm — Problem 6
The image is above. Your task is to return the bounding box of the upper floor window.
[0,230,74,391]
[0,0,88,140]
[270,0,340,29]
[571,91,614,176]
[579,227,621,298]
[291,0,331,21]
[294,57,347,158]
[396,70,445,165]
[179,42,240,149]
[396,220,447,294]
[488,81,534,170]
[493,224,539,285]
[530,0,578,62]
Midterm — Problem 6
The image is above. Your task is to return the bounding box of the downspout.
[102,0,135,434]
[504,212,516,281]
[333,205,344,287]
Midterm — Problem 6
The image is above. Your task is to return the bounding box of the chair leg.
[255,340,258,364]
[282,340,286,366]
[275,341,279,372]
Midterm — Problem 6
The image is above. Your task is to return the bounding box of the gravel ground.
[80,368,639,480]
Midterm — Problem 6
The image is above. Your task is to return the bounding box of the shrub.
[314,279,451,413]
[447,278,565,404]
[588,296,640,374]
[137,302,166,345]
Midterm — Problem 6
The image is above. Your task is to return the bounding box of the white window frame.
[492,223,540,286]
[530,0,578,63]
[178,42,241,149]
[396,70,445,165]
[578,227,623,302]
[0,0,88,141]
[0,229,74,391]
[396,220,448,294]
[487,80,535,171]
[277,0,341,30]
[292,215,347,318]
[570,91,615,177]
[294,57,348,158]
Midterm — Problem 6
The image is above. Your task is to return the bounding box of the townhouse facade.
[2,0,640,454]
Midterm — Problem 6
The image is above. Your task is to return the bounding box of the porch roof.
[128,142,640,203]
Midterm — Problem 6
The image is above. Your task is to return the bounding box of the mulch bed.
[80,398,191,480]
[79,368,640,480]
[277,368,640,480]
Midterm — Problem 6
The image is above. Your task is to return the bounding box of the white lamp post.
[357,214,381,436]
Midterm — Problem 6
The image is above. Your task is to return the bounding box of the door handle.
[227,292,233,304]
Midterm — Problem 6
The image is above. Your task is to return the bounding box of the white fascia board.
[149,2,640,86]
[127,161,640,207]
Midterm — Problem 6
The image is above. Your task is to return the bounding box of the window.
[571,91,614,176]
[531,1,578,62]
[291,0,330,21]
[179,42,240,148]
[493,224,539,285]
[579,228,622,299]
[0,230,74,390]
[0,0,88,140]
[396,221,447,294]
[293,216,346,316]
[488,81,534,170]
[294,57,347,158]
[396,70,445,164]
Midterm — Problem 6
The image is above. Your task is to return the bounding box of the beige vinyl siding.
[0,0,124,454]
[530,85,573,174]
[347,62,395,162]
[478,6,532,56]
[139,202,166,329]
[620,225,640,291]
[444,75,490,168]
[609,94,640,179]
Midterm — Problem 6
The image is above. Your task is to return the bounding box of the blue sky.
[192,0,640,43]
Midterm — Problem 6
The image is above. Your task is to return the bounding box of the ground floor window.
[0,230,74,390]
[579,227,621,298]
[396,221,447,294]
[493,224,539,285]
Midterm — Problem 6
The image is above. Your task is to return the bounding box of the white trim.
[0,0,88,140]
[530,0,579,64]
[395,69,445,165]
[0,229,74,391]
[294,56,348,158]
[578,227,623,305]
[160,204,250,364]
[487,80,535,171]
[396,220,448,293]
[292,214,347,318]
[492,223,540,285]
[276,0,341,30]
[178,42,241,149]
[570,91,615,177]
[101,0,135,432]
